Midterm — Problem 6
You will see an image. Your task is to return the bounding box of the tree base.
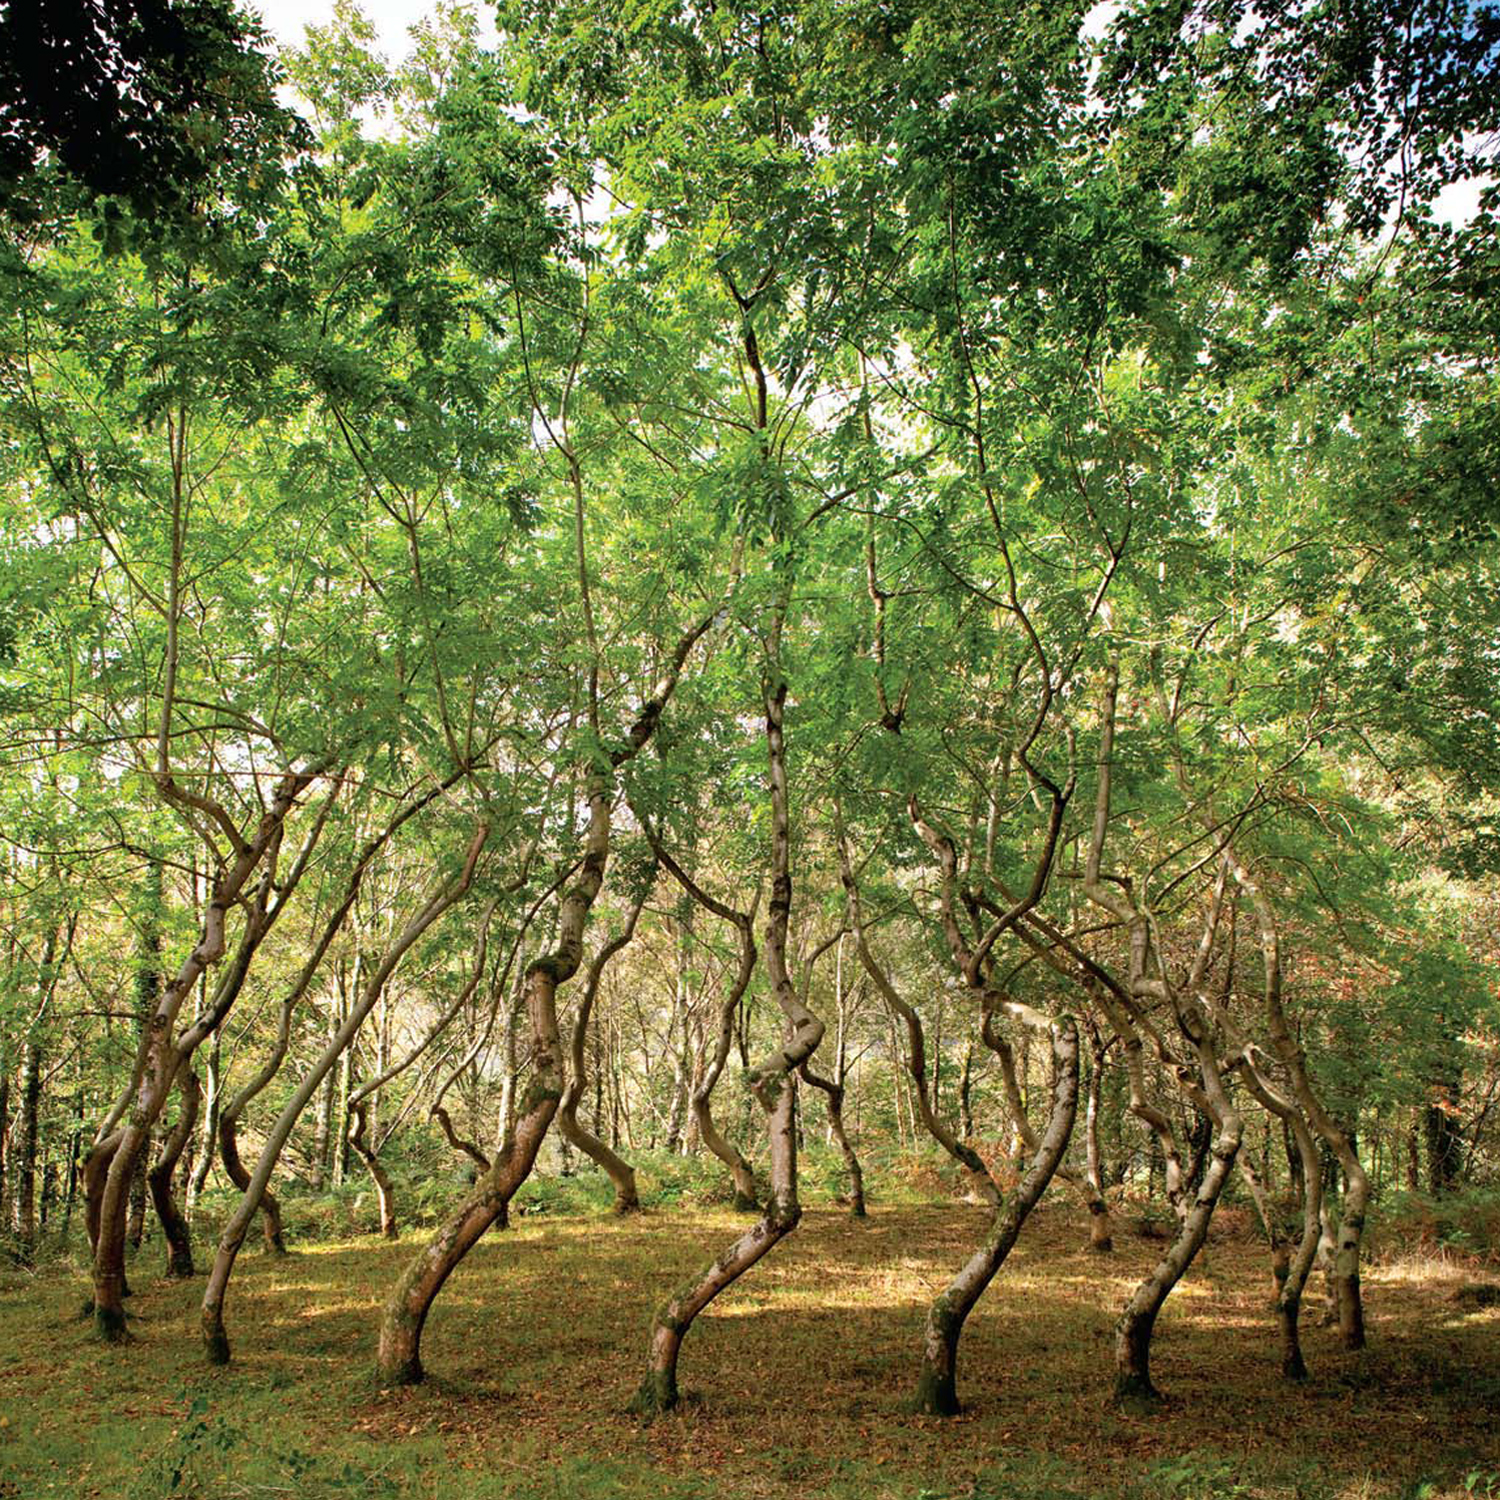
[628,1370,678,1418]
[204,1327,231,1366]
[165,1254,195,1279]
[612,1198,643,1216]
[1281,1351,1308,1381]
[1111,1372,1163,1414]
[732,1193,760,1214]
[94,1303,129,1343]
[910,1368,961,1417]
[377,1355,424,1388]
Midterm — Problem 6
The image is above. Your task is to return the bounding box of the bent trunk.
[219,1113,286,1253]
[646,831,761,1212]
[348,1097,398,1239]
[201,821,487,1364]
[148,1069,201,1278]
[557,878,652,1213]
[634,1073,799,1414]
[377,957,565,1384]
[632,674,823,1414]
[1113,1099,1242,1410]
[913,1014,1078,1415]
[801,1063,865,1217]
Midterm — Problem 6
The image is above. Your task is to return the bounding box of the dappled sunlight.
[3,1202,1498,1500]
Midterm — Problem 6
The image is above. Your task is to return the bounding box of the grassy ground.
[1,1197,1497,1500]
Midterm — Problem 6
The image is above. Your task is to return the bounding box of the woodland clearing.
[1,1199,1496,1500]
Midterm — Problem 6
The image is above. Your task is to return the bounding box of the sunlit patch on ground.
[2,1200,1497,1499]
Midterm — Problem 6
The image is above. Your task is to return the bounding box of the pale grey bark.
[633,674,824,1414]
[201,822,488,1363]
[644,827,761,1210]
[557,874,653,1212]
[842,837,999,1206]
[915,1013,1078,1414]
[378,597,720,1387]
[1225,853,1368,1349]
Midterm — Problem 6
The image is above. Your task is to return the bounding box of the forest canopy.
[1,0,1498,1437]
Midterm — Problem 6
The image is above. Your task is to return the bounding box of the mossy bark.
[148,1069,201,1278]
[219,1098,286,1254]
[1111,1130,1240,1411]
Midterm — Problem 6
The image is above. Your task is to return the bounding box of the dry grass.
[1,1199,1497,1499]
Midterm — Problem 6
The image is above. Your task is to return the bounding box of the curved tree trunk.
[634,1067,801,1414]
[1231,1056,1325,1380]
[201,820,487,1364]
[632,674,824,1415]
[147,1069,200,1278]
[1112,1087,1241,1410]
[1275,1113,1323,1379]
[217,987,301,1255]
[800,1063,865,1216]
[375,534,719,1388]
[840,840,999,1207]
[377,952,568,1385]
[557,875,653,1213]
[219,1112,286,1253]
[1225,852,1369,1350]
[348,1095,399,1239]
[914,1013,1078,1415]
[987,1008,1113,1250]
[90,765,325,1339]
[643,829,761,1212]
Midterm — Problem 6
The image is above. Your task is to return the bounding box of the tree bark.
[147,1069,200,1278]
[1112,1093,1241,1410]
[378,947,568,1384]
[11,1036,41,1258]
[1083,1025,1114,1251]
[348,1095,399,1239]
[643,827,761,1211]
[557,874,653,1213]
[634,1067,800,1414]
[202,821,487,1364]
[840,839,998,1206]
[217,988,300,1255]
[89,764,323,1339]
[801,1062,865,1217]
[376,594,717,1385]
[632,673,824,1414]
[1225,852,1369,1350]
[914,1014,1078,1415]
[219,1112,287,1254]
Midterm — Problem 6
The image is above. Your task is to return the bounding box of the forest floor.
[0,1197,1497,1500]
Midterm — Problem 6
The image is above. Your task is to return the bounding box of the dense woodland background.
[1,0,1499,1490]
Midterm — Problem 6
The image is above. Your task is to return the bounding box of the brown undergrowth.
[1,1199,1496,1499]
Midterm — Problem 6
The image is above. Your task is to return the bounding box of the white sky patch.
[250,0,498,57]
[1080,1,1120,42]
[1429,173,1495,230]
